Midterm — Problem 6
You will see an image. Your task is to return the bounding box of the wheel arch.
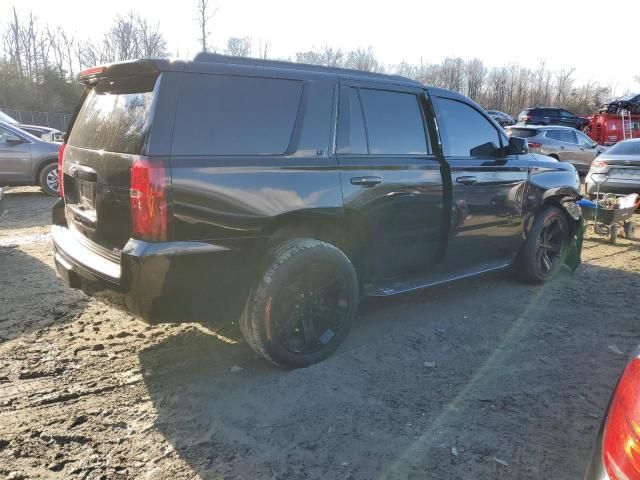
[260,209,367,278]
[33,157,57,184]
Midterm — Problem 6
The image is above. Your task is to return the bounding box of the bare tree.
[196,0,218,53]
[136,16,167,58]
[464,58,486,100]
[554,67,575,105]
[258,39,270,59]
[225,37,251,57]
[344,47,382,72]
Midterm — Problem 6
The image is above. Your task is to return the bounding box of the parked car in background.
[0,110,63,142]
[585,138,640,197]
[0,120,61,195]
[506,125,604,174]
[584,347,640,480]
[486,110,515,127]
[599,93,640,115]
[517,107,590,131]
[52,54,583,369]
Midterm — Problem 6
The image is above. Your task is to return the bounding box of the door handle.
[455,175,478,186]
[350,176,382,188]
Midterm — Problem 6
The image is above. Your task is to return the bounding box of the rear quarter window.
[171,74,303,156]
[507,128,538,138]
[68,74,158,155]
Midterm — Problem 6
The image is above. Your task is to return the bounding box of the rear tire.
[38,162,59,196]
[239,238,359,369]
[517,206,570,284]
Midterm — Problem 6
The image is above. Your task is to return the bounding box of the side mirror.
[508,136,528,154]
[591,141,598,149]
[5,134,24,145]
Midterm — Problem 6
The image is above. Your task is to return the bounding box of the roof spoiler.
[78,59,165,85]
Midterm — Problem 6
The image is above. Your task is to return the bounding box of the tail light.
[603,356,640,480]
[592,159,608,169]
[130,158,169,242]
[58,143,66,197]
[528,142,542,148]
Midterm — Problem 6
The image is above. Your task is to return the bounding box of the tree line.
[0,5,630,117]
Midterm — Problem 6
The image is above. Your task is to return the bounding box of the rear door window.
[358,89,428,155]
[546,129,577,143]
[432,97,503,157]
[172,74,303,156]
[68,74,158,155]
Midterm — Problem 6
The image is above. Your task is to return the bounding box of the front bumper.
[52,211,254,323]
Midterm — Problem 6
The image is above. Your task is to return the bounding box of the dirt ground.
[1,187,639,480]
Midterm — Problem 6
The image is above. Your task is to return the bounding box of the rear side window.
[68,74,158,155]
[433,97,502,157]
[336,87,367,154]
[507,128,538,138]
[546,129,576,143]
[172,74,303,156]
[359,89,428,155]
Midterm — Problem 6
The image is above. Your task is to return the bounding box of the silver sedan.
[585,138,640,197]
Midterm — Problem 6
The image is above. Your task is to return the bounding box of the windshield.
[606,141,640,155]
[0,110,18,124]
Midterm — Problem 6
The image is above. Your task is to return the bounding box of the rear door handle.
[350,176,382,188]
[455,175,478,186]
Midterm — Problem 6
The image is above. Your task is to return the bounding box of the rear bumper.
[52,212,255,324]
[585,177,640,195]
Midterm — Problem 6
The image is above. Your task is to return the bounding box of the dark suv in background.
[518,107,590,131]
[52,54,583,369]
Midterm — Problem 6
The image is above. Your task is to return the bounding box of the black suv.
[518,107,590,131]
[52,54,583,368]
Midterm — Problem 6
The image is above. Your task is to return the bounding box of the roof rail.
[192,52,420,85]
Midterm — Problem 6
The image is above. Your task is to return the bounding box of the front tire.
[517,206,570,284]
[38,162,59,196]
[239,238,359,369]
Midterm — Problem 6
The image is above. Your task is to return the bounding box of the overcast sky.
[3,0,640,94]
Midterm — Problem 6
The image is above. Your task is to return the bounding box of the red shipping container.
[586,113,640,145]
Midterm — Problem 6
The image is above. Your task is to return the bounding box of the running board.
[363,262,511,297]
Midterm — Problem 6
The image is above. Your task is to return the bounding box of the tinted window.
[359,89,427,155]
[337,87,367,154]
[433,97,502,157]
[68,74,158,155]
[606,141,640,155]
[172,74,303,156]
[560,110,575,118]
[506,128,538,138]
[546,129,576,143]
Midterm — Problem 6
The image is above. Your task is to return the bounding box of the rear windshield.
[507,128,538,138]
[68,74,158,155]
[606,141,640,155]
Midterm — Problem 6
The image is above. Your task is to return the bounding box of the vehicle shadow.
[139,263,640,479]
[0,245,88,344]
